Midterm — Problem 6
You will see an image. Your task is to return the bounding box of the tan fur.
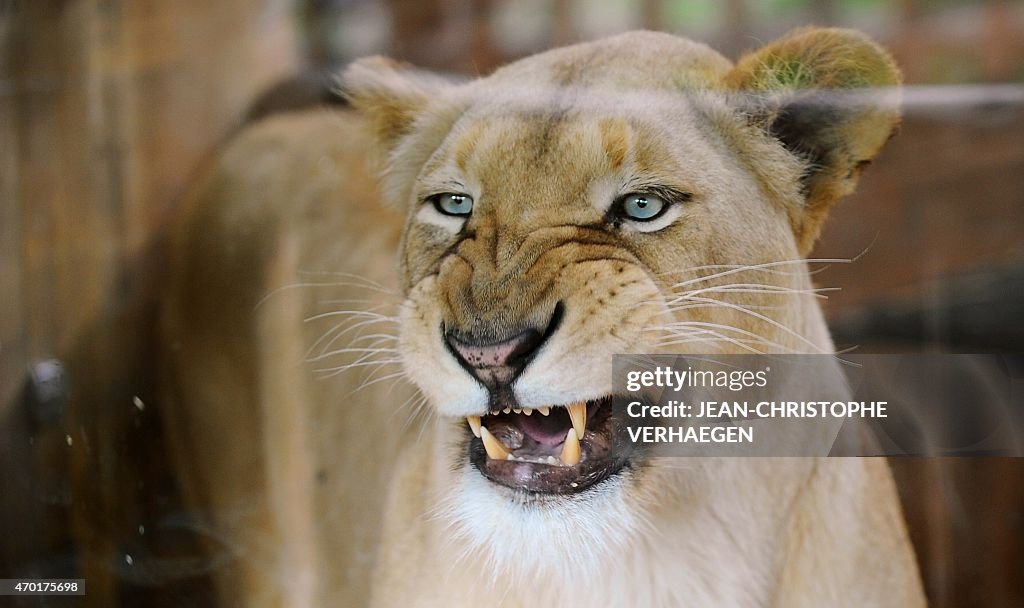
[161,29,924,607]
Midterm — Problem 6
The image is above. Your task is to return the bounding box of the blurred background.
[1,0,1022,606]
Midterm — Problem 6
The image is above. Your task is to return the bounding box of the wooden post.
[721,0,751,57]
[384,0,450,68]
[0,1,297,605]
[640,0,665,31]
[552,0,577,47]
[808,0,838,24]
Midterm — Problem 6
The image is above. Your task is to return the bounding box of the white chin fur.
[435,462,644,586]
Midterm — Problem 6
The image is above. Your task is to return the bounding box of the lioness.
[161,28,925,607]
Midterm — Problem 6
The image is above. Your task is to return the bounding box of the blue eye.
[619,193,667,221]
[432,193,474,217]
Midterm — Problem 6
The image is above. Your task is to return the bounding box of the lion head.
[341,28,900,579]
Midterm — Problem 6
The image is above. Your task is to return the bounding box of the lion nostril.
[446,329,543,375]
[443,302,564,385]
[450,329,544,366]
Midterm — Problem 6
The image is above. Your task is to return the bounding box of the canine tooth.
[480,427,511,460]
[523,408,533,416]
[467,416,481,438]
[560,428,581,466]
[538,406,551,416]
[567,402,587,439]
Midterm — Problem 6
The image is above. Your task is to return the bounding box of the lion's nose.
[443,303,563,387]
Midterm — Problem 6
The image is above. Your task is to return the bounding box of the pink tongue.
[516,412,571,446]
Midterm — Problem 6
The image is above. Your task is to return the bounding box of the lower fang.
[481,427,511,460]
[560,428,581,466]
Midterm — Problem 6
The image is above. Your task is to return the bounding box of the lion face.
[343,28,900,574]
[397,93,808,482]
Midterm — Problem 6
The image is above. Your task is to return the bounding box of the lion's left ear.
[341,56,453,155]
[726,27,902,253]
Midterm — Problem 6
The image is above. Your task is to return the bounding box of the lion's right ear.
[725,28,902,253]
[340,56,452,154]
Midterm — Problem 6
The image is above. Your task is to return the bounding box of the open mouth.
[465,396,631,494]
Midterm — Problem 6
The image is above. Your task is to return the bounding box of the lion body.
[162,30,925,607]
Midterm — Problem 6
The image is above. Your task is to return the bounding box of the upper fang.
[466,415,481,438]
[567,402,587,439]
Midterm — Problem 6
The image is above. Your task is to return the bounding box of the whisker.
[345,335,401,355]
[316,318,401,358]
[382,366,410,400]
[313,359,404,377]
[306,316,398,359]
[303,309,398,324]
[658,257,852,276]
[414,397,435,445]
[652,334,781,353]
[684,299,824,353]
[256,278,398,310]
[649,321,801,354]
[305,347,399,364]
[316,297,393,306]
[649,325,756,348]
[350,332,400,343]
[653,291,828,354]
[295,270,394,291]
[665,283,835,302]
[665,301,788,313]
[387,391,429,434]
[660,258,852,289]
[355,370,409,393]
